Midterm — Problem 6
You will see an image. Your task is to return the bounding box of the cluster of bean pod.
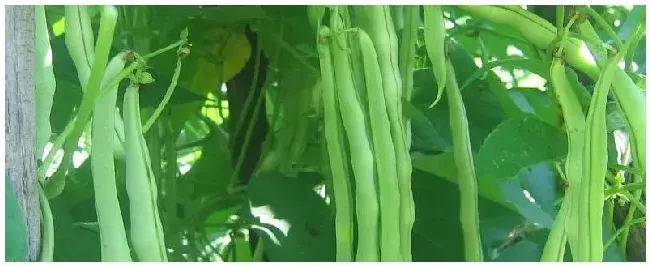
[312,5,483,262]
[38,5,188,261]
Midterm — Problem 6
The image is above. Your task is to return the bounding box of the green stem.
[603,217,646,250]
[143,54,184,132]
[142,39,186,60]
[604,182,645,197]
[556,6,565,35]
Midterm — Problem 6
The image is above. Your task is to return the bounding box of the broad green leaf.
[183,117,233,200]
[244,171,334,262]
[412,152,512,210]
[403,99,452,152]
[5,175,28,262]
[50,198,101,261]
[411,169,526,261]
[509,87,561,128]
[618,6,646,41]
[413,153,557,229]
[476,116,567,181]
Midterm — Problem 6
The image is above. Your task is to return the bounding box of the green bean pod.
[358,29,402,262]
[398,6,419,150]
[541,60,586,261]
[123,83,167,262]
[423,6,447,108]
[64,6,91,88]
[540,201,568,261]
[316,26,354,262]
[577,54,621,262]
[330,15,381,261]
[357,6,413,261]
[91,53,132,261]
[35,5,56,158]
[78,6,95,66]
[445,58,483,262]
[576,20,646,177]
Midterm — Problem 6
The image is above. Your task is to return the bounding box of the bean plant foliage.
[7,5,646,262]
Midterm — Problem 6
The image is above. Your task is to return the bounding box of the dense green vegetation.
[5,5,646,262]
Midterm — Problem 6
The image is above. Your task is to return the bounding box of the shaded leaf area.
[243,171,334,262]
[411,168,547,262]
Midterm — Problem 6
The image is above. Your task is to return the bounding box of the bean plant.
[8,4,646,262]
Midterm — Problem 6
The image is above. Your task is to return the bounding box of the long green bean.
[330,13,381,261]
[398,6,418,151]
[578,52,623,262]
[316,25,355,262]
[123,82,167,261]
[357,28,401,262]
[357,6,412,261]
[445,57,483,262]
[90,53,132,261]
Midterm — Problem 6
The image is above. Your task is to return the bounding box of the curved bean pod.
[541,60,586,261]
[398,6,419,150]
[64,6,91,88]
[423,6,447,108]
[124,83,167,262]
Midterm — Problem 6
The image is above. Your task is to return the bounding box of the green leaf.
[5,175,28,262]
[244,171,334,262]
[411,169,526,261]
[183,117,233,200]
[477,116,567,181]
[403,99,452,152]
[50,198,101,261]
[412,152,511,211]
[413,154,556,229]
[618,6,646,41]
[509,87,561,128]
